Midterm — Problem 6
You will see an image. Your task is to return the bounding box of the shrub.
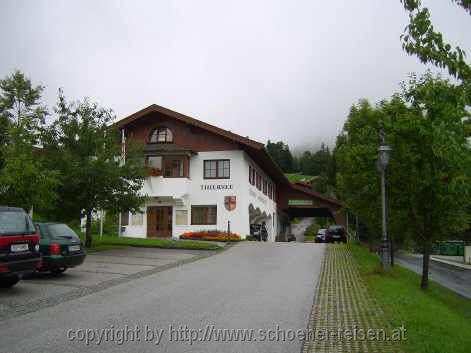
[304,223,320,238]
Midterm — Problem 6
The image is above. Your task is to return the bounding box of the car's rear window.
[0,210,35,236]
[47,223,80,240]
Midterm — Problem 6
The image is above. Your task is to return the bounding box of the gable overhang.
[278,183,343,211]
[115,104,290,185]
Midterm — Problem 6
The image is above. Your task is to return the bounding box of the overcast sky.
[1,1,470,152]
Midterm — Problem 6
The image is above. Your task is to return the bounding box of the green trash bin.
[449,243,461,256]
[439,242,448,255]
[458,245,464,256]
[432,243,440,255]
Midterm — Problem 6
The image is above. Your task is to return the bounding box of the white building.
[116,104,345,240]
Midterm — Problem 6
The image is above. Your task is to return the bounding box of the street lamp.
[377,127,392,269]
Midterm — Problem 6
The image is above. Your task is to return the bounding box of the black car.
[35,222,86,275]
[325,225,347,243]
[0,206,42,287]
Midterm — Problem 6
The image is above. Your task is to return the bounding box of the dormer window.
[149,127,173,143]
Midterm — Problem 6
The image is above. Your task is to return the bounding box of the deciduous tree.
[0,71,58,212]
[42,91,147,247]
[336,74,471,289]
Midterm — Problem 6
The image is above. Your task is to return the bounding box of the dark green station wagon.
[35,222,86,275]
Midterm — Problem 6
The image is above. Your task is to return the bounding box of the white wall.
[121,150,279,240]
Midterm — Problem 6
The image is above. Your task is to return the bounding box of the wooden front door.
[147,206,172,238]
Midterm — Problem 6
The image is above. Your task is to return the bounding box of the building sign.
[288,199,313,206]
[200,184,233,191]
[224,196,236,211]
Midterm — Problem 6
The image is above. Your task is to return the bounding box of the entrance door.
[147,206,172,238]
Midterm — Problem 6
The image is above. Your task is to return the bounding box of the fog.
[0,0,469,151]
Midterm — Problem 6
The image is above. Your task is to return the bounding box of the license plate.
[11,243,29,252]
[69,245,80,252]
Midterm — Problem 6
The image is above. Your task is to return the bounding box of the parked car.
[316,228,327,243]
[0,206,42,287]
[250,223,268,241]
[35,222,86,275]
[325,225,347,243]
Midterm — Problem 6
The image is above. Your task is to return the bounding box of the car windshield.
[318,229,326,235]
[47,223,80,240]
[0,210,35,236]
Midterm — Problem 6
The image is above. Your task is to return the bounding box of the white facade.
[121,150,279,240]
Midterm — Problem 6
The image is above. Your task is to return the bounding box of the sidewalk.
[431,255,471,270]
[303,244,402,353]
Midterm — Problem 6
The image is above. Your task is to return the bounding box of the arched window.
[149,127,173,143]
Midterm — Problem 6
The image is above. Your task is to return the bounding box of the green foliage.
[401,0,471,83]
[285,173,315,183]
[0,71,59,212]
[0,141,59,212]
[86,235,222,250]
[304,222,320,238]
[91,212,119,235]
[350,242,471,353]
[335,100,383,240]
[0,70,47,144]
[316,217,334,229]
[297,143,333,177]
[266,140,295,172]
[336,73,471,287]
[41,90,148,247]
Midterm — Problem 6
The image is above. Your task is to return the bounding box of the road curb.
[431,257,471,271]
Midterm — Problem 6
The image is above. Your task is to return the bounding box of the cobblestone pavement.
[303,244,403,353]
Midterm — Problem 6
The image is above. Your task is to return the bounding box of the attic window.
[149,127,173,143]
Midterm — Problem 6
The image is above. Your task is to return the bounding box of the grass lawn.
[79,235,223,251]
[285,173,316,183]
[349,242,471,353]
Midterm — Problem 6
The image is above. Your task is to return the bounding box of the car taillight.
[0,266,9,272]
[50,243,61,255]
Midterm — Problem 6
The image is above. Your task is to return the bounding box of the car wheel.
[51,268,66,276]
[0,276,20,288]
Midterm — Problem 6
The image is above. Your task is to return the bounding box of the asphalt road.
[0,242,325,353]
[0,247,208,316]
[291,218,315,242]
[396,253,471,299]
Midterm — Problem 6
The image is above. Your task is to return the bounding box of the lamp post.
[377,126,392,269]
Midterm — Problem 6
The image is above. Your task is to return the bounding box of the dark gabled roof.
[115,104,290,185]
[115,104,264,150]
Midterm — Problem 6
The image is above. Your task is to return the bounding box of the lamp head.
[377,144,392,171]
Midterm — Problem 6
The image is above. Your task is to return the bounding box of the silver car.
[316,229,327,243]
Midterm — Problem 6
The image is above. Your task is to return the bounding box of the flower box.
[180,231,241,242]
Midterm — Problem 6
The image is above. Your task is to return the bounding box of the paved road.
[0,247,209,316]
[396,253,471,299]
[0,242,325,353]
[291,218,315,242]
